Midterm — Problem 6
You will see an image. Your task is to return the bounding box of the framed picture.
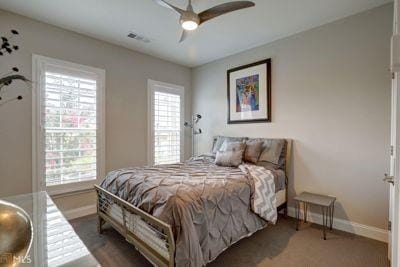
[227,59,271,124]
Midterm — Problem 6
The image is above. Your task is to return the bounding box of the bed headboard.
[284,139,292,176]
[284,139,292,188]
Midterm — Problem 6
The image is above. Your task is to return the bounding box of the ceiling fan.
[154,0,255,42]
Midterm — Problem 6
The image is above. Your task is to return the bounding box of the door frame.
[390,69,400,266]
[390,1,400,265]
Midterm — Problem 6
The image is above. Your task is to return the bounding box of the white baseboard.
[63,204,96,220]
[287,207,388,243]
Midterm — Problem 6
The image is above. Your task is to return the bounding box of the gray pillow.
[220,140,245,152]
[244,140,263,163]
[211,136,247,154]
[258,139,285,165]
[215,150,244,167]
[214,140,245,167]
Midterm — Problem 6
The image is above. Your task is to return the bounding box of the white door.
[389,1,400,266]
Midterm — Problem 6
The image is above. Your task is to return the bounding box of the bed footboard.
[94,185,175,267]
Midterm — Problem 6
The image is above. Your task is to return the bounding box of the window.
[33,55,105,195]
[148,80,184,165]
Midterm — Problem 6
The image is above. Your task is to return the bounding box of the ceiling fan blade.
[198,1,255,25]
[154,0,184,15]
[179,30,189,43]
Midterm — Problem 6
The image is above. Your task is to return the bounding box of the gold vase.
[0,200,33,266]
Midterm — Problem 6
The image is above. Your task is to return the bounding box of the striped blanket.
[240,164,278,223]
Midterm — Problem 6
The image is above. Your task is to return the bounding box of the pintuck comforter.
[100,158,278,267]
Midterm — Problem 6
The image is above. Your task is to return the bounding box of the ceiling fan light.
[181,20,198,31]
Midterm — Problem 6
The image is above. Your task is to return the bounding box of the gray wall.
[192,4,392,229]
[0,9,192,211]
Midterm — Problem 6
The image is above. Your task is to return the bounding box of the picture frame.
[227,58,271,124]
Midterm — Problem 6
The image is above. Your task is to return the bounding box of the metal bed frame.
[95,139,292,267]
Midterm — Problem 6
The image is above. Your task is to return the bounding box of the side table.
[294,192,336,240]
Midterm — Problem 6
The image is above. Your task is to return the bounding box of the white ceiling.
[0,0,392,67]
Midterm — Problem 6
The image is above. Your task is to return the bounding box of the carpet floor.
[70,215,389,267]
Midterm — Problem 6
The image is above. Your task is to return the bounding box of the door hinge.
[389,221,392,231]
[391,146,394,156]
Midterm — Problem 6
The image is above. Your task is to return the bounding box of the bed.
[94,137,291,267]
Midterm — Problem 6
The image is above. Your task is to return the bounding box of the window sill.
[47,180,98,199]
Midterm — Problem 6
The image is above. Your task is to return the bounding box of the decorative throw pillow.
[211,136,247,154]
[212,136,225,154]
[256,140,287,170]
[214,141,245,167]
[220,140,245,152]
[244,140,263,163]
[215,150,244,167]
[258,139,285,165]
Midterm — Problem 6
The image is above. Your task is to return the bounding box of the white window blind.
[149,80,184,165]
[43,71,97,186]
[33,55,105,194]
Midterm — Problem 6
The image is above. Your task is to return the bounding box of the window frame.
[147,79,185,165]
[32,54,105,196]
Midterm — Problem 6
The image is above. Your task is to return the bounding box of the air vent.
[127,32,150,43]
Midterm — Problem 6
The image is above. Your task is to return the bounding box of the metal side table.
[294,192,336,240]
